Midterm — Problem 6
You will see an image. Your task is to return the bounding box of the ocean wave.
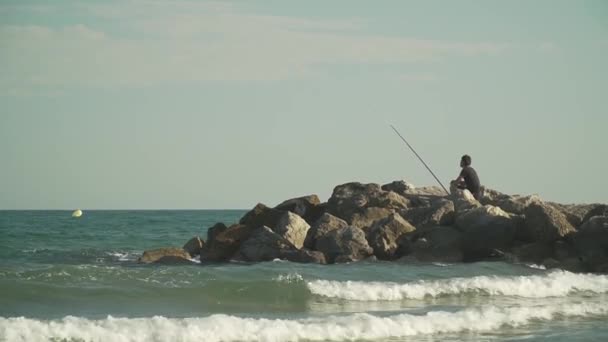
[307,270,608,301]
[1,303,606,342]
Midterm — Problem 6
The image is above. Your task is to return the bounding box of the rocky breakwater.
[139,181,608,273]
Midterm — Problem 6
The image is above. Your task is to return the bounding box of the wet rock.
[520,202,576,243]
[455,207,517,261]
[398,226,463,263]
[304,213,348,249]
[274,212,310,249]
[139,247,191,264]
[281,249,327,264]
[367,213,416,260]
[154,256,195,265]
[316,226,373,263]
[183,236,204,258]
[512,242,554,264]
[573,216,608,272]
[235,226,296,262]
[200,224,253,262]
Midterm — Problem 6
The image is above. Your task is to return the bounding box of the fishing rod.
[389,124,450,196]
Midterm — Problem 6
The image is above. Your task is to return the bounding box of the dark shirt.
[459,166,481,198]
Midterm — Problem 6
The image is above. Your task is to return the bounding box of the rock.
[398,226,463,263]
[327,182,408,222]
[239,203,284,230]
[400,186,447,207]
[554,240,577,261]
[511,242,554,264]
[235,226,296,262]
[381,180,415,195]
[281,249,327,264]
[581,204,608,225]
[200,224,253,262]
[519,202,576,243]
[316,226,373,263]
[139,247,191,264]
[274,195,324,224]
[451,189,481,213]
[480,189,542,215]
[454,207,518,261]
[573,216,608,272]
[350,207,393,230]
[367,213,416,260]
[274,212,310,249]
[207,223,228,242]
[183,236,204,257]
[542,257,585,273]
[401,199,455,227]
[455,205,512,231]
[304,213,349,249]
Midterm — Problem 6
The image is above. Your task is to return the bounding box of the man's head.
[460,154,472,167]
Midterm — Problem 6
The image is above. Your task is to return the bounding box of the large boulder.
[207,222,228,242]
[273,212,310,249]
[239,203,284,230]
[581,204,608,225]
[367,213,416,260]
[304,213,348,249]
[519,202,576,243]
[461,216,517,261]
[511,242,555,264]
[455,205,512,231]
[138,247,191,264]
[450,189,481,213]
[327,182,408,222]
[350,207,393,230]
[235,226,296,262]
[480,188,542,215]
[573,216,608,272]
[281,249,327,264]
[400,186,447,207]
[316,226,373,263]
[200,224,253,262]
[454,205,517,261]
[398,226,463,263]
[183,236,204,258]
[274,195,325,225]
[381,180,415,195]
[401,199,455,227]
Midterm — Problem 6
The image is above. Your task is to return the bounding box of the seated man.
[453,154,481,200]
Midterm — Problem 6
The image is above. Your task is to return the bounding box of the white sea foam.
[274,273,304,283]
[1,303,606,342]
[307,270,608,301]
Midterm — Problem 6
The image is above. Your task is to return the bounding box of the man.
[454,154,481,200]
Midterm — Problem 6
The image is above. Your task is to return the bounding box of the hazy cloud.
[0,1,508,90]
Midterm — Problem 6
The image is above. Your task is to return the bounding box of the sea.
[1,210,607,342]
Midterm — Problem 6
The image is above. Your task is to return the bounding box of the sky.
[1,0,607,209]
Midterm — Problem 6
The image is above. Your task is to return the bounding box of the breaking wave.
[307,270,608,301]
[1,303,606,342]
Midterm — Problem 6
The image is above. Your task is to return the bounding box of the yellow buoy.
[72,209,83,218]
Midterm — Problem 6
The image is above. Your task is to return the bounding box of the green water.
[1,210,607,341]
